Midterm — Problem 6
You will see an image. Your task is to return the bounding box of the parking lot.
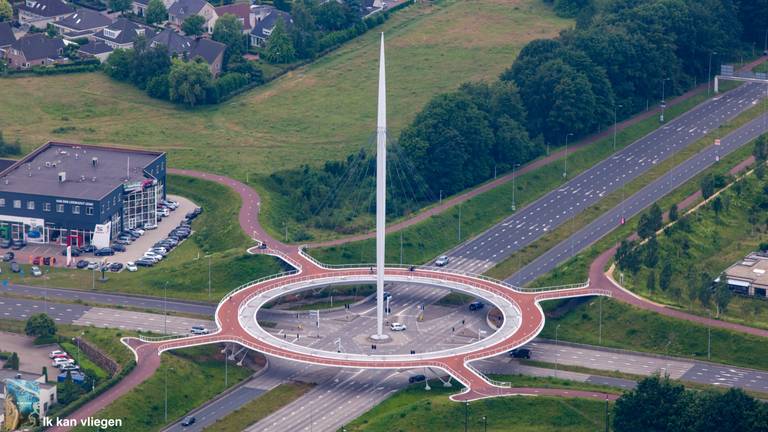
[0,331,54,374]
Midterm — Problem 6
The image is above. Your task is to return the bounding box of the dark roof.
[133,0,150,5]
[150,28,192,56]
[250,9,292,38]
[17,0,74,18]
[0,159,16,172]
[56,9,113,32]
[0,142,165,200]
[0,22,15,48]
[168,0,208,21]
[78,40,113,55]
[93,18,153,45]
[214,3,251,30]
[189,37,224,64]
[10,34,65,62]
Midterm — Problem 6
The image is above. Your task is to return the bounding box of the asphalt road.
[443,82,767,276]
[509,110,768,286]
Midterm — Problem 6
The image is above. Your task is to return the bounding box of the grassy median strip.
[343,375,614,432]
[486,99,767,281]
[71,345,251,432]
[202,382,315,432]
[310,91,715,266]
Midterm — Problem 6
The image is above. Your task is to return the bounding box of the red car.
[32,256,42,265]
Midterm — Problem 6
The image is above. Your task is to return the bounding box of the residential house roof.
[17,0,75,18]
[56,9,113,32]
[78,40,113,55]
[214,3,251,31]
[93,18,154,46]
[0,22,15,48]
[150,28,192,56]
[168,0,208,21]
[9,33,65,62]
[189,37,225,64]
[250,9,292,39]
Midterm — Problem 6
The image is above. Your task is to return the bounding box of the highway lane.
[444,82,766,275]
[509,110,768,286]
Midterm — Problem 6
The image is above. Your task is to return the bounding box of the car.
[184,211,197,220]
[0,239,11,248]
[76,260,89,269]
[2,252,13,262]
[135,259,154,267]
[389,322,407,331]
[125,262,138,272]
[81,244,96,253]
[52,357,74,367]
[408,374,426,383]
[114,239,131,246]
[117,235,133,242]
[87,262,99,270]
[157,208,170,217]
[508,348,531,359]
[144,222,158,230]
[42,257,51,266]
[141,255,161,264]
[94,247,114,256]
[59,363,80,371]
[111,244,126,252]
[109,263,124,272]
[149,247,167,255]
[32,256,41,266]
[10,262,19,273]
[144,252,162,261]
[31,266,42,277]
[62,247,81,257]
[49,350,66,359]
[181,416,196,427]
[435,256,450,267]
[468,301,485,311]
[11,240,25,250]
[130,228,145,236]
[190,326,209,335]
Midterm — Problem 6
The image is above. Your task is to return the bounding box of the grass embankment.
[0,0,569,236]
[343,375,613,432]
[309,89,716,266]
[10,175,284,302]
[485,90,763,280]
[71,345,251,432]
[60,341,108,380]
[202,382,315,432]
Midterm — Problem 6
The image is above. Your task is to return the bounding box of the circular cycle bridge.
[125,246,611,402]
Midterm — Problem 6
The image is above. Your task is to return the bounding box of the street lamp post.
[555,324,561,378]
[512,163,520,211]
[613,104,623,151]
[464,401,469,432]
[207,255,212,300]
[708,52,717,96]
[707,309,712,361]
[660,78,670,122]
[564,133,573,178]
[599,295,603,345]
[482,415,487,432]
[458,202,462,241]
[163,282,167,335]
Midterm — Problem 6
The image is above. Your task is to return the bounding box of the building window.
[86,207,93,216]
[0,199,5,207]
[56,204,64,213]
[13,200,20,209]
[43,203,51,212]
[26,201,34,210]
[72,206,80,215]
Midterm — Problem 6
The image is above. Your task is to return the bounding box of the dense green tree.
[735,0,768,46]
[613,375,695,432]
[669,203,679,221]
[146,0,168,25]
[0,0,12,22]
[213,13,245,65]
[25,313,57,338]
[315,0,356,31]
[693,388,768,432]
[553,0,591,18]
[264,18,296,63]
[701,173,716,199]
[712,195,723,217]
[168,58,212,107]
[644,236,659,267]
[146,74,170,100]
[104,49,136,81]
[109,0,131,14]
[753,135,768,163]
[131,41,171,90]
[659,260,673,291]
[756,164,766,181]
[713,276,731,317]
[646,270,656,294]
[290,1,318,59]
[698,271,713,307]
[3,352,19,370]
[182,15,206,36]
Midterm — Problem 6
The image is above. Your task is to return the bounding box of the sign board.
[721,65,734,76]
[92,222,111,249]
[66,245,72,267]
[715,139,721,146]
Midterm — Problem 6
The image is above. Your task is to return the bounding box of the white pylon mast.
[373,33,388,340]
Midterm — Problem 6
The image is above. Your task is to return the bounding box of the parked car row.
[74,260,125,272]
[49,349,80,371]
[0,239,27,251]
[133,220,192,268]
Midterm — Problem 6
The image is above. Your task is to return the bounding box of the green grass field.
[202,382,315,432]
[70,345,251,432]
[343,375,613,432]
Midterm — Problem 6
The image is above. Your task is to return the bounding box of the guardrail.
[138,333,190,342]
[221,269,299,302]
[298,245,589,294]
[465,362,512,388]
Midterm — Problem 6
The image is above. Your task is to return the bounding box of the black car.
[111,244,126,252]
[42,257,51,266]
[0,239,11,248]
[76,260,89,269]
[114,239,131,246]
[109,263,124,272]
[408,374,426,383]
[469,301,485,311]
[94,247,114,256]
[509,348,531,359]
[135,259,154,267]
[81,244,97,253]
[62,247,81,257]
[10,261,20,273]
[2,252,13,262]
[11,240,25,250]
[181,416,196,427]
[184,212,196,220]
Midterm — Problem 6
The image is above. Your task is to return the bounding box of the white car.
[87,262,99,270]
[52,357,74,367]
[125,262,138,272]
[144,251,163,260]
[142,254,161,263]
[190,326,209,335]
[132,228,145,236]
[143,223,158,230]
[49,350,65,359]
[31,266,42,277]
[435,256,450,267]
[389,322,407,332]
